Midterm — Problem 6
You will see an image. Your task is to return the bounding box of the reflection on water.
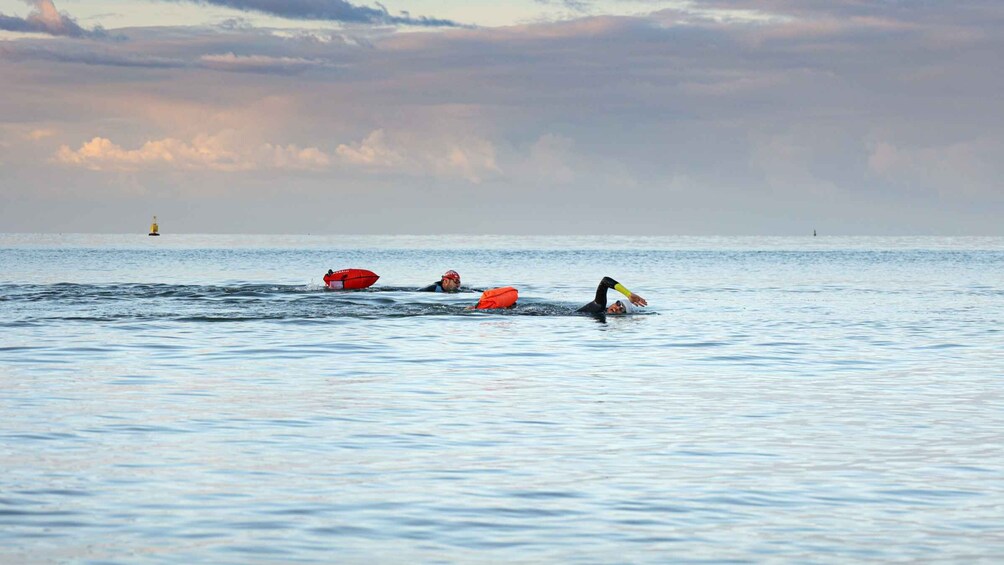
[1,235,1002,562]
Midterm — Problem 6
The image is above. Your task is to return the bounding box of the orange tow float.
[474,287,518,309]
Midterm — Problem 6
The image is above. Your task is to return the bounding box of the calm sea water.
[1,234,1002,563]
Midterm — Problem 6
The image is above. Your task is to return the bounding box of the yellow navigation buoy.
[149,216,160,236]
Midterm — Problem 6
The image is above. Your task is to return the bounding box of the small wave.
[663,341,727,348]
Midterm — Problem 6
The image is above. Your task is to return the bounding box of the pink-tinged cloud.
[335,129,499,183]
[524,133,576,184]
[55,135,330,172]
[27,128,57,140]
[0,0,106,38]
[868,139,1002,197]
[335,130,404,167]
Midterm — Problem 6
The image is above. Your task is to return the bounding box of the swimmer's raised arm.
[577,276,647,314]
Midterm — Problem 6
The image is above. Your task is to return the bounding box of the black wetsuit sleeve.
[576,277,619,313]
[417,282,440,292]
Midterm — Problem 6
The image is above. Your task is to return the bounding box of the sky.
[0,0,1001,234]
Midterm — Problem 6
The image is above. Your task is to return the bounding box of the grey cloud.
[217,17,256,31]
[165,0,461,27]
[0,43,332,75]
[690,0,1004,27]
[1,27,354,78]
[339,8,1003,206]
[0,43,184,68]
[534,0,592,12]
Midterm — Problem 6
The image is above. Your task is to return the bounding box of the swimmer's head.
[606,300,627,314]
[441,270,461,291]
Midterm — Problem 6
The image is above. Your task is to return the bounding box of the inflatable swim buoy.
[475,287,518,309]
[323,269,379,290]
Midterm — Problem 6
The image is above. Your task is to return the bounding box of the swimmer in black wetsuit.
[418,270,462,293]
[577,276,648,314]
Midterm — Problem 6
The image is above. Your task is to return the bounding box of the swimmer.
[577,277,647,315]
[419,270,462,293]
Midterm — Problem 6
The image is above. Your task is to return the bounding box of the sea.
[1,234,1002,563]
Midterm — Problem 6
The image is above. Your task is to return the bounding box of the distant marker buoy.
[813,229,816,237]
[149,216,160,236]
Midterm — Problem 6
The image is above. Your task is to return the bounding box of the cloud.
[0,0,107,38]
[534,0,592,13]
[868,138,1003,198]
[684,0,1003,43]
[497,132,639,192]
[54,128,500,182]
[335,129,499,183]
[748,129,842,197]
[55,133,330,172]
[199,52,329,73]
[335,129,403,168]
[523,133,576,184]
[0,43,185,68]
[162,0,461,27]
[27,128,57,140]
[1,44,325,74]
